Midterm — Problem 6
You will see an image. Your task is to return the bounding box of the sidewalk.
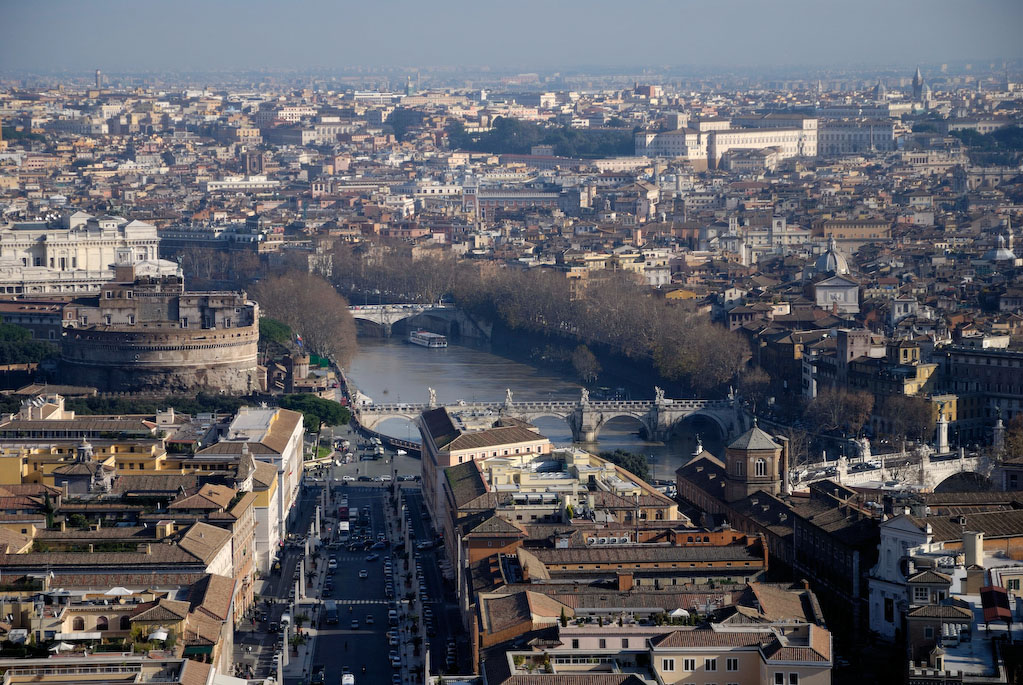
[283,516,330,683]
[385,488,424,684]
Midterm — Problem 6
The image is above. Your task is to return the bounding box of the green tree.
[259,318,293,346]
[599,449,651,482]
[279,394,350,432]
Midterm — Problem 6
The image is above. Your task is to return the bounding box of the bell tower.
[724,421,784,502]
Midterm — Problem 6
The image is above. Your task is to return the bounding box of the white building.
[818,119,898,156]
[0,211,163,295]
[635,117,817,170]
[197,407,304,542]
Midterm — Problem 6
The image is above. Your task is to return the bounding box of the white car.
[342,475,356,482]
[396,449,408,456]
[359,569,369,579]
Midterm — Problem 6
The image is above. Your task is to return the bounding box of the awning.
[183,644,214,656]
[980,585,1011,624]
[55,632,101,640]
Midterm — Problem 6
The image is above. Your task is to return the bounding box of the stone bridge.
[354,391,749,443]
[348,304,490,340]
[795,449,993,492]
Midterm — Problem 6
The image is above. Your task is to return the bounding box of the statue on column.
[580,388,589,405]
[505,388,514,406]
[654,386,665,405]
[428,387,437,408]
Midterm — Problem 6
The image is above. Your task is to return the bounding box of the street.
[231,417,471,683]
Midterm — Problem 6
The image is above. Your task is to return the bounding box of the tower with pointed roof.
[912,67,924,101]
[874,79,887,102]
[724,421,785,502]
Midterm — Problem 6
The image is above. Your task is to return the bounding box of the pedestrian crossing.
[329,599,392,605]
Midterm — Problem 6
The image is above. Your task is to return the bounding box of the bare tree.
[571,345,601,384]
[879,395,937,445]
[807,387,874,436]
[251,272,357,367]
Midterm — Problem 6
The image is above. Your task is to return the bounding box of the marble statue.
[428,387,437,408]
[580,388,589,404]
[654,386,665,404]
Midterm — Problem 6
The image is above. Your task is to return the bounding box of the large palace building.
[0,211,162,295]
[60,264,260,393]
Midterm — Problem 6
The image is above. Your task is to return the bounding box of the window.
[661,658,675,672]
[726,658,738,671]
[621,638,629,648]
[734,460,744,476]
[924,626,934,639]
[774,674,785,685]
[683,658,696,670]
[598,639,606,649]
[571,639,579,649]
[705,658,717,671]
[789,675,799,685]
[120,616,130,630]
[1008,579,1020,591]
[913,587,929,602]
[96,616,108,631]
[755,459,767,477]
[72,617,85,631]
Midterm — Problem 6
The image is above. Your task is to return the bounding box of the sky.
[2,0,1022,74]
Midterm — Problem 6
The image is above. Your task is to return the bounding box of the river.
[345,337,725,481]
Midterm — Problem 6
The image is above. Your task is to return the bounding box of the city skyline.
[2,0,1022,74]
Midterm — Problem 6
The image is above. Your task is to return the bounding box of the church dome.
[983,232,1016,262]
[814,237,850,275]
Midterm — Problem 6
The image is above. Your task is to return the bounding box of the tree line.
[446,117,634,158]
[331,244,749,395]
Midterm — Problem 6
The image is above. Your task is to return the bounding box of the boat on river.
[408,330,447,348]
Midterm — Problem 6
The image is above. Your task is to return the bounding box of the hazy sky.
[3,0,1021,74]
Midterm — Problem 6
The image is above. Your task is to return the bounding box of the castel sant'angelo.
[61,263,260,393]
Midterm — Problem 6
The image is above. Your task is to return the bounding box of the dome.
[814,237,850,275]
[983,232,1016,262]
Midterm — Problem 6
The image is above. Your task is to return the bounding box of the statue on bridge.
[505,388,514,406]
[428,387,437,409]
[580,388,589,405]
[654,386,665,405]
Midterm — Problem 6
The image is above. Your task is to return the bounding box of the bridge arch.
[591,412,656,442]
[669,412,729,441]
[933,471,993,493]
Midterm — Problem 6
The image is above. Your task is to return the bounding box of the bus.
[324,600,338,625]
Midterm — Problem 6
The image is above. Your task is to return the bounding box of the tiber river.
[345,337,724,482]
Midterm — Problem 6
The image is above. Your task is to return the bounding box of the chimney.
[88,544,94,554]
[145,544,152,555]
[963,531,984,568]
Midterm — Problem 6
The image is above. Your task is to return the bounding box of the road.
[312,485,398,685]
[401,489,467,675]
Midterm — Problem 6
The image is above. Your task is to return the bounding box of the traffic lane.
[315,626,391,685]
[319,494,396,680]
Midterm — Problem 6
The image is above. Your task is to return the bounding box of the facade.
[60,265,260,393]
[0,212,164,296]
[635,117,818,170]
[942,345,1023,440]
[418,407,552,523]
[814,275,860,314]
[818,119,898,156]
